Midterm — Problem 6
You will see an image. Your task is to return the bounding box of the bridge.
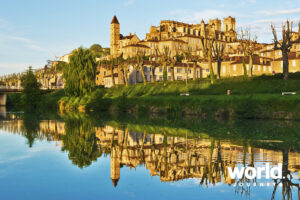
[0,86,63,106]
[0,86,23,106]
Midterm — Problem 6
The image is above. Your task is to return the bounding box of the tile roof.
[111,16,119,24]
[123,44,150,48]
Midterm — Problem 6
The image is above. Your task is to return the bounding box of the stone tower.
[223,16,236,32]
[110,15,120,57]
[209,19,221,32]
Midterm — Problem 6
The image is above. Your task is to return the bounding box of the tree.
[183,47,198,82]
[149,48,160,83]
[271,20,300,80]
[200,37,216,84]
[63,47,96,97]
[21,66,42,110]
[90,44,110,58]
[239,28,257,77]
[212,42,226,79]
[160,46,172,82]
[117,55,129,86]
[135,50,148,85]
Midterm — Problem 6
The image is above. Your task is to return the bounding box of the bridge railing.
[0,86,64,90]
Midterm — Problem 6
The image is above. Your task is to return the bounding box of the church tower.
[223,16,236,32]
[110,15,120,57]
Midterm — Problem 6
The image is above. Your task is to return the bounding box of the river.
[0,108,299,200]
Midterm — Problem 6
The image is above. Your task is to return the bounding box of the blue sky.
[0,0,300,75]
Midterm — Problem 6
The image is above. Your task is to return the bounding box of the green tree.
[21,66,42,110]
[90,44,110,58]
[63,47,96,97]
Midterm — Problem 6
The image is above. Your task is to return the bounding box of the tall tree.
[149,48,160,83]
[21,66,42,110]
[135,50,148,85]
[160,46,172,82]
[271,20,300,80]
[63,47,96,97]
[201,37,216,84]
[239,28,257,77]
[212,42,226,79]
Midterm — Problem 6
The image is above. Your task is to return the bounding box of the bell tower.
[110,15,120,57]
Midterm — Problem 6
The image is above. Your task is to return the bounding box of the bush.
[86,89,111,111]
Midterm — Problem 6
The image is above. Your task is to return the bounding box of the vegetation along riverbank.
[7,73,300,120]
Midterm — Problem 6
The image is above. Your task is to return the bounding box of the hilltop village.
[1,15,300,88]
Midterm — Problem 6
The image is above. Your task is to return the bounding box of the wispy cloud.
[258,8,300,16]
[124,0,135,6]
[0,34,46,52]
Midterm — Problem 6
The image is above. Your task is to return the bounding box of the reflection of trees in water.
[234,143,256,198]
[271,147,300,200]
[22,113,41,148]
[60,116,102,168]
[1,114,300,199]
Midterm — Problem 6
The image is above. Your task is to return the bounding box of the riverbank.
[7,74,300,120]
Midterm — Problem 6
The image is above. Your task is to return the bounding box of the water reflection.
[0,114,299,199]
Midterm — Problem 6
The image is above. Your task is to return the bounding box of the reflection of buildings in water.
[0,121,299,187]
[0,106,6,119]
[95,126,300,187]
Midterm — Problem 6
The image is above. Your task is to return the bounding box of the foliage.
[21,66,42,110]
[63,47,96,97]
[90,44,110,58]
[60,115,102,168]
[22,113,41,148]
[85,88,111,111]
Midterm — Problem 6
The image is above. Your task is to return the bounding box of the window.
[263,66,266,71]
[246,64,249,70]
[104,71,106,75]
[269,66,272,72]
[177,68,182,73]
[177,76,182,80]
[258,66,261,71]
[159,76,163,81]
[292,60,296,66]
[223,67,226,73]
[233,65,236,71]
[159,68,163,72]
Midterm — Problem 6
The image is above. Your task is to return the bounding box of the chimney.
[129,32,132,36]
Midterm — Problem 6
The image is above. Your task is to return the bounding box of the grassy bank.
[8,74,300,120]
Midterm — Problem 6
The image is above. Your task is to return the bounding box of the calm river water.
[0,109,299,200]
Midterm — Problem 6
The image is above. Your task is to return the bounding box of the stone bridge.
[0,86,63,106]
[0,86,23,106]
